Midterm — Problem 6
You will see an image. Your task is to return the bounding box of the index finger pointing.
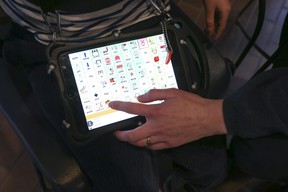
[109,101,151,116]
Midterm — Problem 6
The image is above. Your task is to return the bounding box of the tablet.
[67,33,178,131]
[53,19,207,141]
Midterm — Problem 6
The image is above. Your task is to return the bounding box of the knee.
[230,135,288,181]
[171,143,230,189]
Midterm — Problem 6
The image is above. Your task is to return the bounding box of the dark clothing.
[231,134,288,181]
[2,25,228,192]
[223,12,288,138]
[222,13,288,180]
[223,68,288,181]
[1,2,229,191]
[26,0,125,13]
[223,68,288,138]
[4,0,288,190]
[274,12,288,68]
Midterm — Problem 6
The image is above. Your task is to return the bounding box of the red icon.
[122,44,127,51]
[115,55,120,61]
[116,64,123,69]
[105,58,111,64]
[154,56,160,62]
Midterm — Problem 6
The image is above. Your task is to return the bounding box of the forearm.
[223,68,288,138]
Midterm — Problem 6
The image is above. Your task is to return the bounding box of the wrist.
[206,99,227,136]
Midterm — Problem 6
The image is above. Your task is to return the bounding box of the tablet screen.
[68,33,178,131]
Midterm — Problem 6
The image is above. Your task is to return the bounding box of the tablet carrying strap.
[37,0,62,43]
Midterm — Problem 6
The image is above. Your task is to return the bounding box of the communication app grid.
[68,34,178,130]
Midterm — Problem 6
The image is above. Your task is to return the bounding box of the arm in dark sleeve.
[223,68,288,138]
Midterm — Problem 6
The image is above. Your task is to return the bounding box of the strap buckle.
[149,0,172,22]
[42,10,62,43]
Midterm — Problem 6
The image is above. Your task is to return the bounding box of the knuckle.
[144,89,156,99]
[223,5,231,13]
[126,133,136,143]
[149,107,161,118]
[207,22,214,28]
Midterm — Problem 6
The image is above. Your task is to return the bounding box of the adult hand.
[202,0,231,40]
[109,89,227,150]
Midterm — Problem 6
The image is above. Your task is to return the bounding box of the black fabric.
[2,24,46,69]
[279,13,288,48]
[0,40,3,57]
[29,0,130,14]
[230,134,288,181]
[36,0,58,13]
[166,135,229,191]
[273,12,288,68]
